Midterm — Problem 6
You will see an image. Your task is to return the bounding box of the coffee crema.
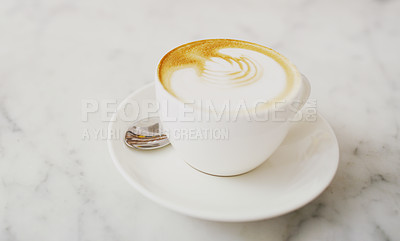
[157,39,301,110]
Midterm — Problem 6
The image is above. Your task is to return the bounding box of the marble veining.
[1,0,400,240]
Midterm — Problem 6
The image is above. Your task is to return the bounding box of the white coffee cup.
[155,39,311,176]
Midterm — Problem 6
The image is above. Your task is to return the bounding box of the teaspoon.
[124,116,170,150]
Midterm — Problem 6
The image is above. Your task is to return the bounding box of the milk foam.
[158,39,300,111]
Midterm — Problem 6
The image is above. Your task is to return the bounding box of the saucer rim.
[107,83,339,222]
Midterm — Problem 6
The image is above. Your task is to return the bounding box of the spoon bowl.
[124,117,170,150]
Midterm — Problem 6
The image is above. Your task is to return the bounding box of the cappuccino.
[158,39,301,111]
[155,39,311,176]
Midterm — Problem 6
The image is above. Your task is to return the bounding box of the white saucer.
[107,83,339,222]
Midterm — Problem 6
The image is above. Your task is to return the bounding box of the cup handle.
[294,74,311,112]
[287,74,311,122]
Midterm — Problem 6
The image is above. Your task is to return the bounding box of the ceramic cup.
[155,43,311,176]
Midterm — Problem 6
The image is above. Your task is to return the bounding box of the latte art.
[158,39,301,110]
[202,55,262,88]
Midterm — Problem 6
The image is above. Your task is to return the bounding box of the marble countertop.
[1,0,399,240]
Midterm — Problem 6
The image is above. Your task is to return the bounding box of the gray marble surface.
[1,0,400,240]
